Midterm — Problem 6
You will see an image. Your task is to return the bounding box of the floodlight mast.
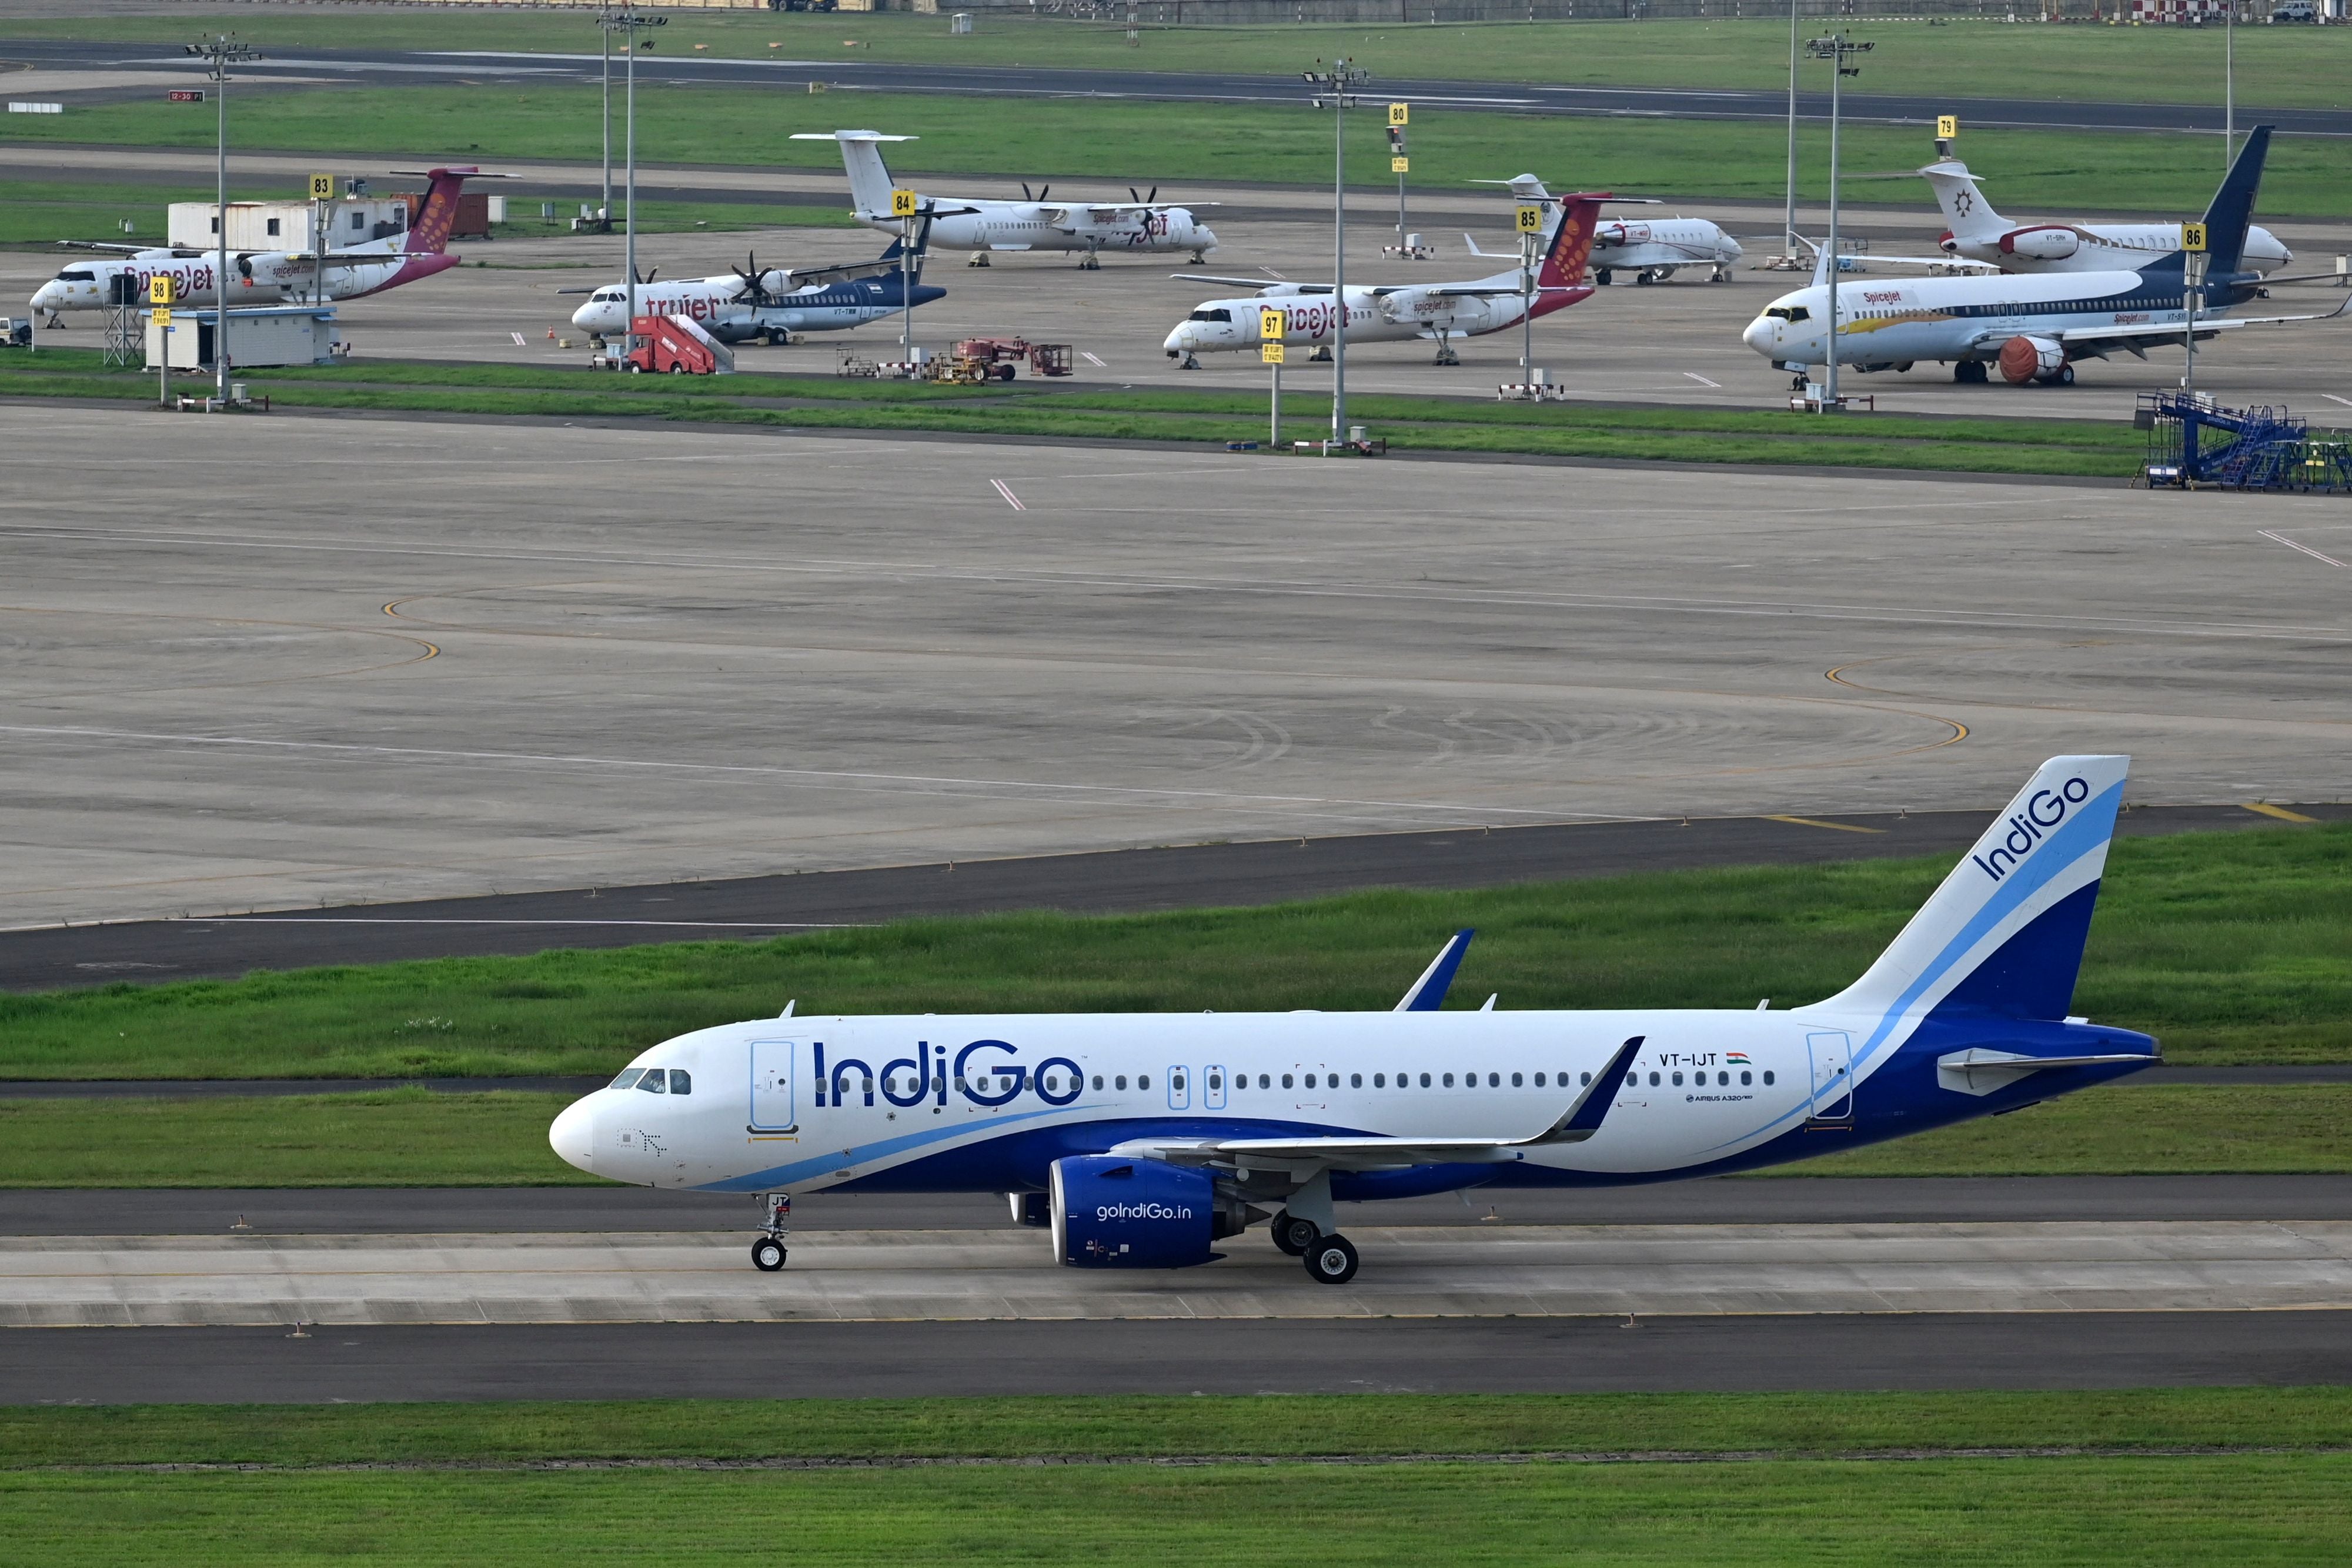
[601,6,664,359]
[186,34,259,407]
[1805,32,1869,412]
[1305,59,1371,447]
[1783,0,1799,260]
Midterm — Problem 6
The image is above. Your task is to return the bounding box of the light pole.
[600,18,613,230]
[1305,59,1370,447]
[599,9,663,357]
[2224,0,2235,170]
[2183,240,2210,395]
[1783,0,1800,260]
[185,33,258,407]
[1806,32,1869,412]
[1516,200,1544,383]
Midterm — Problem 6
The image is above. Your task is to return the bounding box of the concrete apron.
[5,1221,2351,1328]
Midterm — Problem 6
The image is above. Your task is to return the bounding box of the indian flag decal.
[1725,1052,1752,1065]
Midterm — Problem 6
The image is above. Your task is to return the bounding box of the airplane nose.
[1722,236,1745,259]
[1164,327,1188,352]
[1741,316,1774,355]
[549,1096,597,1174]
[570,303,596,329]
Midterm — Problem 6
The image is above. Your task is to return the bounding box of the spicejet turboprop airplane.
[30,168,495,318]
[1162,189,1604,368]
[550,755,2159,1286]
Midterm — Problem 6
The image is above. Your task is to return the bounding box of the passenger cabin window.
[1648,1071,1661,1087]
[1172,1071,1186,1093]
[1258,1074,1270,1089]
[1419,1072,1431,1088]
[1188,307,1232,322]
[1137,1074,1151,1091]
[1580,1072,1591,1087]
[1512,1072,1523,1088]
[609,1068,644,1089]
[1093,1075,1105,1090]
[1672,1071,1683,1086]
[1304,1073,1317,1089]
[1534,1073,1546,1087]
[1763,1070,1776,1086]
[1351,1073,1362,1088]
[1282,1074,1294,1089]
[1488,1072,1499,1088]
[1443,1072,1455,1088]
[1741,1070,1753,1086]
[1374,1073,1386,1088]
[668,1070,691,1095]
[1115,1075,1128,1091]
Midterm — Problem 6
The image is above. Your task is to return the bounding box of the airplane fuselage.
[1165,277,1589,358]
[1947,221,2291,276]
[570,272,945,342]
[860,200,1215,258]
[31,249,457,314]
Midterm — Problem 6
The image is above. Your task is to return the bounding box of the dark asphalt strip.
[9,1310,2351,1403]
[4,801,2338,990]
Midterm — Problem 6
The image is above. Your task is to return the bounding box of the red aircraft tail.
[398,167,480,256]
[1536,193,1612,289]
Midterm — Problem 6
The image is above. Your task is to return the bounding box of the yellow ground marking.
[2242,803,2317,824]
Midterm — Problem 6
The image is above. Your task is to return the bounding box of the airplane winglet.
[1532,1035,1644,1145]
[1395,930,1474,1012]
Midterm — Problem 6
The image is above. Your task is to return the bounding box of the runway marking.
[990,479,1026,511]
[1080,352,1107,367]
[1683,372,1722,389]
[509,332,527,347]
[2327,395,2352,410]
[2260,530,2348,569]
[2242,803,2318,824]
[1762,814,1886,835]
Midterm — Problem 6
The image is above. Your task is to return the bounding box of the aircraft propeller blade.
[1021,182,1032,200]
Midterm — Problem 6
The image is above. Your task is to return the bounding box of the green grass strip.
[9,1388,2352,1466]
[1,823,2342,1083]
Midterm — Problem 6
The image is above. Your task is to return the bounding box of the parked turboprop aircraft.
[567,228,940,345]
[29,168,496,319]
[792,129,1217,268]
[1466,174,1740,283]
[549,754,2159,1286]
[1162,189,1603,367]
[1924,156,2291,276]
[1743,128,2345,386]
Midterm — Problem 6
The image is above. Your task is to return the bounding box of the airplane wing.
[1862,253,2001,271]
[1982,293,2352,357]
[1170,272,1316,290]
[54,240,192,255]
[1462,233,1509,259]
[1108,1038,1645,1172]
[780,255,910,287]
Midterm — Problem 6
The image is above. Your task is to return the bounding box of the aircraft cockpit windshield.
[1763,305,1810,323]
[54,269,96,282]
[1188,307,1232,323]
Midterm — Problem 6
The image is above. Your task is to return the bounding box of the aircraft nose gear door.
[750,1039,798,1133]
[1806,1030,1853,1126]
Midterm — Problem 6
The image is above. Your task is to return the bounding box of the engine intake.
[1997,334,2067,385]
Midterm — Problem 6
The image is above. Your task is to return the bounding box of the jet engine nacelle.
[1050,1155,1245,1269]
[1997,334,2067,385]
[1252,282,1308,298]
[1999,226,2080,262]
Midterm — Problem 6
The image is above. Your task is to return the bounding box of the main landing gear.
[1954,360,1989,385]
[1432,342,1461,366]
[1269,1208,1359,1285]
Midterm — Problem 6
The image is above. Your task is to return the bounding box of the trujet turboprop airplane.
[792,129,1217,268]
[567,228,940,346]
[550,755,2160,1286]
[1162,189,1604,368]
[1923,155,2290,276]
[1465,174,1742,285]
[1742,128,2346,387]
[30,168,496,319]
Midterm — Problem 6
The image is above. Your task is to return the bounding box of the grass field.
[2,1390,2348,1564]
[0,1081,2343,1187]
[6,11,2348,108]
[0,349,2162,479]
[8,86,2351,220]
[4,820,2342,1082]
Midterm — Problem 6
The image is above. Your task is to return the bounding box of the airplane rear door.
[750,1039,797,1132]
[1806,1030,1852,1125]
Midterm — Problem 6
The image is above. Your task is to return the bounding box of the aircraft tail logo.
[1921,159,2005,243]
[1536,193,1609,288]
[400,168,479,256]
[1816,754,2128,1052]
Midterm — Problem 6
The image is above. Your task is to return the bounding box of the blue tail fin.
[1815,755,2127,1055]
[2197,125,2270,276]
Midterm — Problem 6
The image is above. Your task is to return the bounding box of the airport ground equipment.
[145,305,336,370]
[604,313,733,375]
[950,336,1072,379]
[2139,392,2352,492]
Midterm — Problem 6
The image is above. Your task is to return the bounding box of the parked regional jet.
[1466,174,1741,284]
[1162,189,1603,367]
[567,228,940,345]
[791,129,1217,268]
[1743,128,2344,386]
[30,168,497,319]
[550,754,2159,1286]
[1925,156,2291,276]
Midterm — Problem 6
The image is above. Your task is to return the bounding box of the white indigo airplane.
[550,755,2159,1286]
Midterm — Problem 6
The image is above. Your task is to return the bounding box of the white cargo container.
[168,198,409,252]
[145,306,339,371]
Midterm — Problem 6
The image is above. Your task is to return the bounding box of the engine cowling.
[1997,335,2066,385]
[1051,1155,1224,1269]
[1999,225,2080,262]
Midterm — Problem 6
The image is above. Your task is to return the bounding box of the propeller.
[1129,186,1158,205]
[632,265,658,286]
[730,250,781,307]
[1022,182,1050,202]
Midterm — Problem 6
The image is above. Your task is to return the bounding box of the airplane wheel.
[1271,1211,1317,1255]
[751,1236,786,1272]
[2055,365,2076,386]
[1635,270,1654,285]
[1304,1233,1359,1285]
[1594,269,1613,286]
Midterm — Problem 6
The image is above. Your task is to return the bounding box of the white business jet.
[550,754,2160,1286]
[1924,156,2291,276]
[1743,127,2345,386]
[1164,189,1605,368]
[792,129,1217,268]
[1466,174,1741,285]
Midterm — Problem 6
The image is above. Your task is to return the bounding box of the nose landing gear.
[751,1235,787,1271]
[750,1192,791,1272]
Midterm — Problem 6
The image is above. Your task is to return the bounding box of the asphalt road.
[9,1175,2350,1235]
[3,803,2335,989]
[8,1311,2348,1402]
[5,37,2347,138]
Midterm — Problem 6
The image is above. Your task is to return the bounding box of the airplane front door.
[1806,1030,1852,1125]
[750,1039,797,1132]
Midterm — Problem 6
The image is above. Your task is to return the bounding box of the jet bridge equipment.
[2139,393,2352,493]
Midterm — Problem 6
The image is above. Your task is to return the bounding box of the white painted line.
[990,478,1025,511]
[509,332,527,347]
[1080,352,1106,367]
[1684,372,1722,389]
[2260,529,2348,569]
[2326,394,2352,410]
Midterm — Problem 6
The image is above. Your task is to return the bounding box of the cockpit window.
[637,1070,667,1094]
[56,270,96,282]
[667,1069,691,1095]
[608,1068,643,1089]
[593,287,623,302]
[1764,305,1812,323]
[1188,307,1232,323]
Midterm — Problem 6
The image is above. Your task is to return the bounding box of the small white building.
[168,198,409,252]
[146,306,339,372]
